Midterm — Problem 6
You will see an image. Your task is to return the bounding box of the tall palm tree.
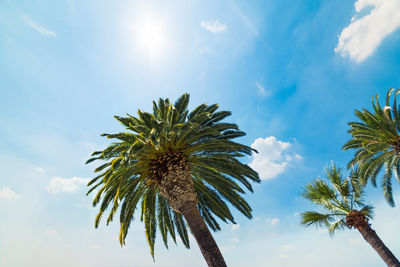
[301,164,400,266]
[343,88,400,206]
[85,93,260,267]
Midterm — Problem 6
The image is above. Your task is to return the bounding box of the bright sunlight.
[134,14,168,62]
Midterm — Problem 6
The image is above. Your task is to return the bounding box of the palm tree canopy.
[301,164,374,236]
[85,93,260,257]
[343,88,400,206]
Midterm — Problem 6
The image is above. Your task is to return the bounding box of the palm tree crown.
[86,93,260,259]
[301,164,373,236]
[301,164,400,266]
[343,88,400,206]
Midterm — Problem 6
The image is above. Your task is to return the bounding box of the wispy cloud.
[0,185,21,199]
[228,0,272,52]
[266,217,280,225]
[22,15,57,37]
[270,218,280,225]
[201,19,227,34]
[335,0,400,63]
[46,176,89,195]
[249,137,301,180]
[232,224,240,230]
[255,82,270,97]
[229,0,259,37]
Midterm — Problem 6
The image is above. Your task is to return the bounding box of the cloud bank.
[201,19,227,34]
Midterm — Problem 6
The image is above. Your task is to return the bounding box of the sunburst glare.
[134,14,168,64]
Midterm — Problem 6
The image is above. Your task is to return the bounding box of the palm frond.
[301,211,333,228]
[343,88,400,206]
[301,163,374,236]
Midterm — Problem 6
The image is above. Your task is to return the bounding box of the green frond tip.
[94,211,103,228]
[301,211,331,228]
[85,93,259,260]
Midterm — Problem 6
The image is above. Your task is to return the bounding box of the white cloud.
[201,19,227,34]
[271,218,280,225]
[294,154,302,160]
[266,217,280,225]
[249,136,301,180]
[22,15,57,37]
[255,82,270,97]
[232,224,240,230]
[46,176,89,195]
[0,186,21,199]
[335,0,400,63]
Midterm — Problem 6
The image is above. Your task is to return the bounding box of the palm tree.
[301,164,400,266]
[343,88,400,206]
[85,93,260,267]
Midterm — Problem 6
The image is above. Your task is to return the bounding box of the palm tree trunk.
[180,201,227,267]
[357,224,400,266]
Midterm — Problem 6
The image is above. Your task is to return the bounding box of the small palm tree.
[343,88,400,206]
[301,164,400,266]
[86,94,260,267]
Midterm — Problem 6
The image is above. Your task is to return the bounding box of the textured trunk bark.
[155,160,226,266]
[180,201,227,267]
[357,224,400,267]
[156,160,197,212]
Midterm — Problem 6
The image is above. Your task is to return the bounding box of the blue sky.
[1,0,400,266]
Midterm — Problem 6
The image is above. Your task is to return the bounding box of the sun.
[135,15,167,61]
